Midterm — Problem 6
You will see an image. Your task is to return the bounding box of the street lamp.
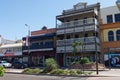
[25,24,31,67]
[116,0,120,10]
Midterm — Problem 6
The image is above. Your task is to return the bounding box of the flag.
[26,36,29,46]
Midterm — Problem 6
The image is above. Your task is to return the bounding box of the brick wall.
[31,28,56,36]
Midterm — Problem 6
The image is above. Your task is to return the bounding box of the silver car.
[0,61,12,68]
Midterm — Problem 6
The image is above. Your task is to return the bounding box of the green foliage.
[32,68,42,74]
[69,70,78,75]
[0,66,4,77]
[76,70,83,74]
[50,69,83,75]
[79,57,89,64]
[50,69,65,75]
[43,58,58,73]
[22,68,42,74]
[22,68,30,73]
[72,41,84,62]
[22,68,92,76]
[87,71,92,75]
[71,61,79,65]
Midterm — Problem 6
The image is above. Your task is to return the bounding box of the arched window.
[116,30,120,41]
[108,31,114,41]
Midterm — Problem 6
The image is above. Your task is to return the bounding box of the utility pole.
[25,24,31,67]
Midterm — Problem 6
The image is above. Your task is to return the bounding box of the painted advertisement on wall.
[104,52,120,67]
[0,48,22,57]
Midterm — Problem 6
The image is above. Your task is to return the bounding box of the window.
[83,17,87,24]
[115,13,120,22]
[107,15,113,23]
[108,31,114,41]
[85,33,88,37]
[66,34,70,39]
[116,30,120,41]
[75,34,79,38]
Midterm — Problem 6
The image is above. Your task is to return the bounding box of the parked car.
[0,60,12,68]
[12,61,28,69]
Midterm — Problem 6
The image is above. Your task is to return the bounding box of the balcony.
[22,41,54,52]
[57,18,98,35]
[57,44,100,53]
[57,25,98,35]
[57,36,100,46]
[57,18,96,29]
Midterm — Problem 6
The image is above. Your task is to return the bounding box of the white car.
[0,61,12,68]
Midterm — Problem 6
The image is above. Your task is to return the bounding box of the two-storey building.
[22,27,56,67]
[56,3,101,66]
[100,6,120,67]
[0,42,23,63]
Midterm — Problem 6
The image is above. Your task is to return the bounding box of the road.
[0,73,88,80]
[1,73,120,80]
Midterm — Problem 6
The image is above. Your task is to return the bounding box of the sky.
[0,0,117,40]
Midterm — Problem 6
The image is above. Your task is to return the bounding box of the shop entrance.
[31,56,44,67]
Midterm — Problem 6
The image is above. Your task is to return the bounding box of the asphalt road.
[0,73,88,80]
[1,73,120,80]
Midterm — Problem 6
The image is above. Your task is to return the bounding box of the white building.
[0,42,23,62]
[56,3,101,66]
[101,6,120,24]
[0,35,15,45]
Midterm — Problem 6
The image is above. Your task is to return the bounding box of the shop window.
[108,31,114,41]
[116,30,120,41]
[107,15,113,23]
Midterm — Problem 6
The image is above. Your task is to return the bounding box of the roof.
[0,43,22,48]
[31,28,56,36]
[23,33,55,41]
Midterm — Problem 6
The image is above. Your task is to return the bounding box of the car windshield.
[2,61,7,63]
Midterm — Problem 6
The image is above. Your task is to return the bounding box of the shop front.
[104,50,120,67]
[27,51,55,67]
[0,43,23,63]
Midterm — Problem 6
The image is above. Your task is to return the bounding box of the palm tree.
[72,41,79,62]
[78,42,84,58]
[72,41,84,62]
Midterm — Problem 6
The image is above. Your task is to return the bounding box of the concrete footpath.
[5,68,24,74]
[91,68,120,77]
[5,68,120,77]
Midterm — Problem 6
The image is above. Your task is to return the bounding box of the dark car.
[12,61,28,69]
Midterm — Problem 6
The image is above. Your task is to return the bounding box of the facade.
[22,28,56,67]
[56,3,101,66]
[0,35,15,45]
[0,42,23,63]
[100,6,120,67]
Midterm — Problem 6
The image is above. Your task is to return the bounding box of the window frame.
[116,30,120,41]
[108,31,114,41]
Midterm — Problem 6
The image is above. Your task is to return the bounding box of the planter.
[69,63,105,70]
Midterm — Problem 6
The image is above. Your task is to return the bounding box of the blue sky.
[0,0,116,40]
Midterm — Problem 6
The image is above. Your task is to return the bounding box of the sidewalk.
[5,68,24,74]
[91,68,120,77]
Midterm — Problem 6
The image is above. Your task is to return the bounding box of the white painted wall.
[101,6,120,24]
